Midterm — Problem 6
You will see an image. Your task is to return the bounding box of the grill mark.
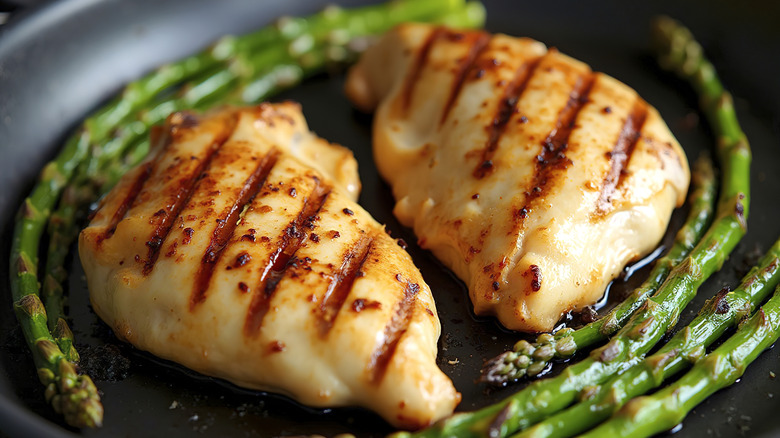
[316,236,375,336]
[516,72,596,223]
[367,281,420,384]
[103,162,154,239]
[141,142,229,276]
[439,32,491,126]
[401,27,445,113]
[595,98,649,214]
[244,184,331,336]
[189,149,280,310]
[473,54,546,179]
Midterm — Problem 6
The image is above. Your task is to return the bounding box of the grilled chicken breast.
[345,24,690,332]
[79,103,459,429]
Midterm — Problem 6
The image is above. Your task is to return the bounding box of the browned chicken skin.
[79,103,459,429]
[346,24,690,332]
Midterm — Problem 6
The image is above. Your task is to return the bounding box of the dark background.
[0,1,779,437]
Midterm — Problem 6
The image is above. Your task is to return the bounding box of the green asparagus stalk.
[651,15,751,208]
[8,129,102,427]
[100,137,151,194]
[42,170,90,362]
[43,137,131,344]
[582,282,780,438]
[399,14,751,438]
[96,0,480,196]
[482,155,717,384]
[84,0,468,143]
[514,238,780,438]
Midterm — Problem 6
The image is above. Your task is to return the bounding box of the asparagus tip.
[48,360,103,428]
[480,332,566,386]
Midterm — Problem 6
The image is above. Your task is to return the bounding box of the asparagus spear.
[482,155,717,384]
[515,238,780,438]
[399,15,751,438]
[83,0,466,143]
[582,282,780,438]
[8,130,102,427]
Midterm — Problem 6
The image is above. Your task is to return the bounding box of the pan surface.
[1,0,780,437]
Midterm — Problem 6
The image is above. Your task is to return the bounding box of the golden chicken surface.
[346,24,690,332]
[79,103,459,429]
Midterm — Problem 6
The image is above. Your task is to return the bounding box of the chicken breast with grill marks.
[345,24,690,332]
[78,103,459,429]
